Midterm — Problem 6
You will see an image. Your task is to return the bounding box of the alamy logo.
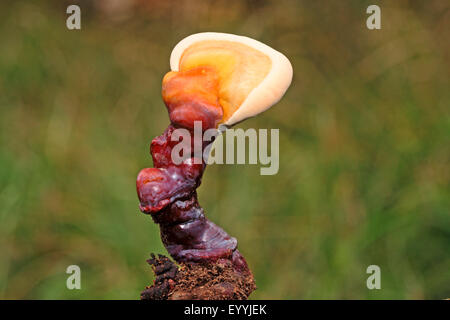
[366,265,381,290]
[366,5,381,30]
[66,265,81,290]
[66,5,81,30]
[170,122,279,175]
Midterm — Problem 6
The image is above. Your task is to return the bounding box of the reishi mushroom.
[137,32,292,300]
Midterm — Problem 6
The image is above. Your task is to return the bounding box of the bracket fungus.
[137,32,292,300]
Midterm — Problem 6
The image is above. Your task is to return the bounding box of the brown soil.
[141,254,256,300]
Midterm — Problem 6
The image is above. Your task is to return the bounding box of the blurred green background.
[0,0,449,299]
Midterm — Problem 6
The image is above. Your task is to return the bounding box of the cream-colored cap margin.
[169,32,293,127]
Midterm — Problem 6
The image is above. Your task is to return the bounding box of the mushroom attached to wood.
[137,32,293,300]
